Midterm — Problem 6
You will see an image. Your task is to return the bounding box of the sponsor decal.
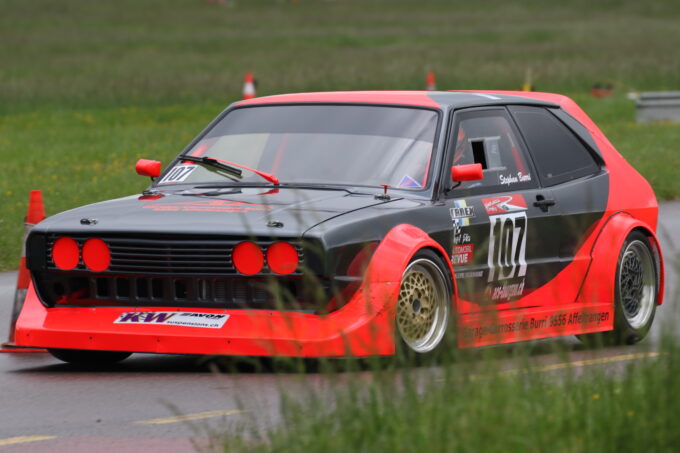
[481,194,527,215]
[114,312,229,329]
[456,270,484,279]
[460,311,611,342]
[450,199,475,229]
[452,223,472,245]
[158,165,197,184]
[452,244,474,266]
[143,200,271,213]
[486,279,525,301]
[398,175,422,188]
[487,212,527,283]
[499,172,532,186]
[484,196,528,301]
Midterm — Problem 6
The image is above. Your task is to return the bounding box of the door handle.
[534,195,556,211]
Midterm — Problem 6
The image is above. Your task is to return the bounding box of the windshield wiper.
[181,155,280,185]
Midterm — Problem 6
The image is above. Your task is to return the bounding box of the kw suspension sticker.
[114,312,229,329]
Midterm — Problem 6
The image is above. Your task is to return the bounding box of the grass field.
[1,0,679,270]
[220,342,680,452]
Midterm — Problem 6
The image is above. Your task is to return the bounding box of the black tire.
[48,348,132,365]
[394,249,455,364]
[578,230,658,346]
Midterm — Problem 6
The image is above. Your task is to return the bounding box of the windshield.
[157,105,439,190]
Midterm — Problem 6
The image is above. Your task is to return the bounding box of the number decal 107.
[159,165,197,184]
[487,212,527,282]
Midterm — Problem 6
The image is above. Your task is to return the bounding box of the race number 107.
[487,212,528,282]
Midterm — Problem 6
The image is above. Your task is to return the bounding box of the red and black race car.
[15,90,664,364]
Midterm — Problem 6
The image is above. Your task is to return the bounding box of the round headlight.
[232,241,264,275]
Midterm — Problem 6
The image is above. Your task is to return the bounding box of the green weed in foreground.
[221,343,679,453]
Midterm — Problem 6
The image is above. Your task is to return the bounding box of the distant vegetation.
[1,0,679,269]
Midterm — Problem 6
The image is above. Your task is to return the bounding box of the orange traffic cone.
[425,71,437,91]
[2,190,47,352]
[243,72,256,100]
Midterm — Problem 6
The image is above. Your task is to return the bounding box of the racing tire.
[48,348,132,365]
[579,231,658,346]
[394,249,455,364]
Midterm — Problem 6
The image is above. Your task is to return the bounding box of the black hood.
[32,187,398,238]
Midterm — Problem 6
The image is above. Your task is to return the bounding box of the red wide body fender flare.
[578,212,665,307]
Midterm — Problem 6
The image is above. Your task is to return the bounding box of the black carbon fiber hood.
[30,188,395,239]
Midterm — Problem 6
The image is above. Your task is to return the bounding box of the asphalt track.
[0,202,678,452]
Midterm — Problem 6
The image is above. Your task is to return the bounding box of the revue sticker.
[114,312,229,329]
[452,244,474,265]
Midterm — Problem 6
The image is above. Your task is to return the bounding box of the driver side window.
[449,109,536,194]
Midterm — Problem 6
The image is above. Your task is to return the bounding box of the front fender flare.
[365,223,456,297]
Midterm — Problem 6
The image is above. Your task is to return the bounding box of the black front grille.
[45,235,304,275]
[89,275,306,308]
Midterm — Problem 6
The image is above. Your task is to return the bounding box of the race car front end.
[15,230,401,357]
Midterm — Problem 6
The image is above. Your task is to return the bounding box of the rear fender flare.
[579,212,664,306]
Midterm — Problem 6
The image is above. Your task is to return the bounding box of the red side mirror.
[451,163,483,182]
[136,159,161,178]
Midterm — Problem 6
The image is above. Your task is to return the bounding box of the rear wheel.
[395,250,454,362]
[579,231,658,346]
[48,348,132,365]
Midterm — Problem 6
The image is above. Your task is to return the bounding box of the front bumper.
[15,281,398,357]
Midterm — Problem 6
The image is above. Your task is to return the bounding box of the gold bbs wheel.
[396,258,449,354]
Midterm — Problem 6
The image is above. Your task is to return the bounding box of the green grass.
[1,0,679,269]
[220,343,680,452]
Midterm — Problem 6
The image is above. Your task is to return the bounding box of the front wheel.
[395,250,454,362]
[48,348,132,365]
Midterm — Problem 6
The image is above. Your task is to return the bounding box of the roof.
[237,90,561,110]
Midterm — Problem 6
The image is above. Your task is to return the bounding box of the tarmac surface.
[0,202,678,452]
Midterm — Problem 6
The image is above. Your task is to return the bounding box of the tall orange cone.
[242,72,256,100]
[425,71,437,91]
[2,190,47,352]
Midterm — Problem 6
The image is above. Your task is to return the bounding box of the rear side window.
[510,106,600,187]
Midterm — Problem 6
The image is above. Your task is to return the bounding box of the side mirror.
[136,159,161,178]
[451,163,483,182]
